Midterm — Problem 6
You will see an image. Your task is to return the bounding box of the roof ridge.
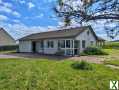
[19,25,91,40]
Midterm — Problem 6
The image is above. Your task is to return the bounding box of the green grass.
[103,42,119,49]
[104,60,119,66]
[0,58,119,90]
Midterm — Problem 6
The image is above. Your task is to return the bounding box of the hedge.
[0,45,18,51]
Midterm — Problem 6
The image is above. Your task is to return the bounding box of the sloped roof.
[19,26,98,41]
[0,28,15,41]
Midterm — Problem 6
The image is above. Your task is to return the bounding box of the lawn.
[0,42,119,90]
[0,58,119,90]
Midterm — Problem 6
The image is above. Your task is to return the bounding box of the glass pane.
[74,40,80,48]
[66,40,70,48]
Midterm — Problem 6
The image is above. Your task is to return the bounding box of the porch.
[31,39,81,56]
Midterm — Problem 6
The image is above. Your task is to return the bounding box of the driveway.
[3,53,104,64]
[0,54,20,58]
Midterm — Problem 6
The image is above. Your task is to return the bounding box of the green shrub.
[81,47,108,55]
[71,61,93,70]
[55,50,65,55]
[0,45,18,51]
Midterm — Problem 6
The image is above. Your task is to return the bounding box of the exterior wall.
[35,38,73,55]
[43,39,58,54]
[0,30,16,46]
[36,42,43,53]
[75,28,96,52]
[19,41,32,52]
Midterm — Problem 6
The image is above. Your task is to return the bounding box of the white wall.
[36,42,43,53]
[19,41,32,52]
[75,29,96,52]
[0,30,16,46]
[43,39,58,54]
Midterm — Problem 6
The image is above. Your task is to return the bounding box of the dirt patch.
[69,56,104,64]
[0,54,20,58]
[4,53,105,64]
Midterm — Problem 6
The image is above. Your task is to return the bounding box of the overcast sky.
[0,0,118,40]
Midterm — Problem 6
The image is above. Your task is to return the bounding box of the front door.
[32,41,36,53]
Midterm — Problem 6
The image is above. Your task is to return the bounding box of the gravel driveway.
[0,54,20,58]
[2,53,104,64]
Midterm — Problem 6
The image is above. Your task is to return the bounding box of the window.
[40,41,44,48]
[58,40,65,48]
[87,30,90,36]
[90,41,94,45]
[47,40,54,48]
[66,40,70,48]
[82,40,86,48]
[74,40,80,48]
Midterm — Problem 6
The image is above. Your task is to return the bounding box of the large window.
[40,40,44,48]
[90,41,94,46]
[74,40,80,48]
[66,40,70,48]
[58,40,65,48]
[47,40,54,48]
[82,40,86,48]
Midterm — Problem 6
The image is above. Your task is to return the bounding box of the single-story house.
[19,26,104,56]
[0,28,16,46]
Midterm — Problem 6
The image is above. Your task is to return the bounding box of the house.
[0,28,16,46]
[96,37,105,46]
[19,26,102,56]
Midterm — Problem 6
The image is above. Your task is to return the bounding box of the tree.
[54,0,119,40]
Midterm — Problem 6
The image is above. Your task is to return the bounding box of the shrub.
[81,46,108,55]
[55,50,65,55]
[0,45,18,51]
[71,61,93,70]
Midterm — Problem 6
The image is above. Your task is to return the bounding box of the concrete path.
[0,54,20,58]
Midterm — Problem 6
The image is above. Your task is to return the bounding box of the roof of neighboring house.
[0,27,15,41]
[19,26,98,41]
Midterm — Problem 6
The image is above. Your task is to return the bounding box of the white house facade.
[19,26,101,56]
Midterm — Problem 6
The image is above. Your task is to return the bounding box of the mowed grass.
[104,60,119,66]
[0,58,119,90]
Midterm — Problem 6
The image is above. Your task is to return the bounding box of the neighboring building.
[0,28,16,46]
[96,37,105,46]
[19,26,102,56]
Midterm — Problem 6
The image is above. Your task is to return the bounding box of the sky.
[0,0,118,40]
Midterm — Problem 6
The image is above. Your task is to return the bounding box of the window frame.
[82,40,86,48]
[47,40,54,48]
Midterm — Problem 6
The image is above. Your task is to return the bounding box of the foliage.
[54,0,119,39]
[81,46,108,55]
[0,45,18,51]
[0,58,119,89]
[71,61,93,70]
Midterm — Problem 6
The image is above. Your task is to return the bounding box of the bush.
[0,45,18,51]
[81,47,108,55]
[55,50,65,56]
[71,61,93,70]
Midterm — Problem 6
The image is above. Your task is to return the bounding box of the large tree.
[54,0,119,39]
